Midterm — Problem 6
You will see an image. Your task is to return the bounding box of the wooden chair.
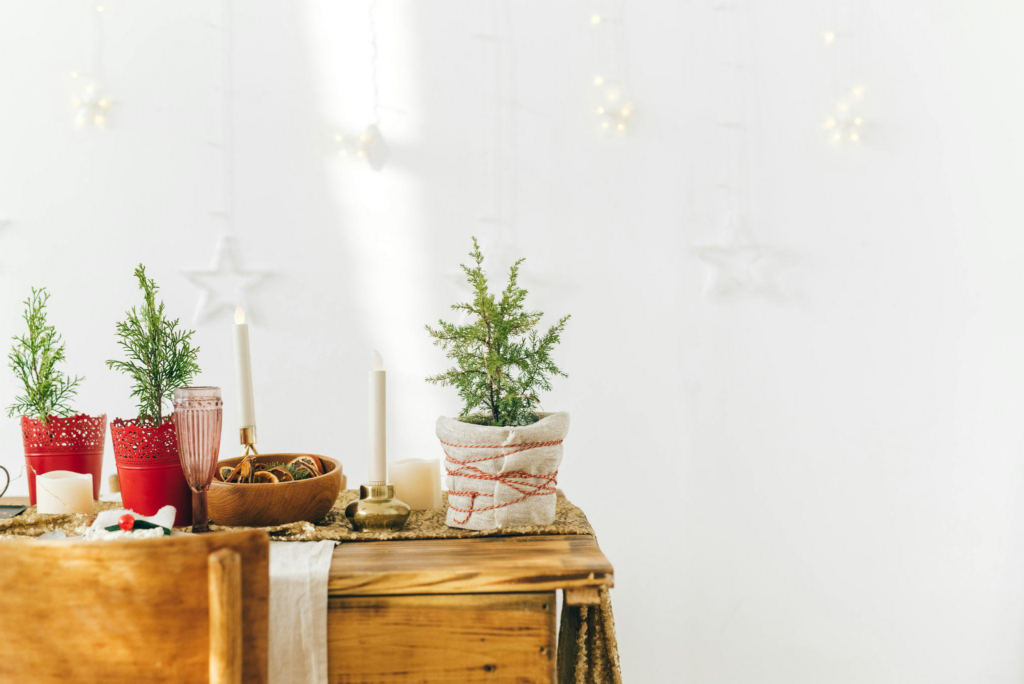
[0,529,269,684]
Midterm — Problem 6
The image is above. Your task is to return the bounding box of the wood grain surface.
[208,454,344,527]
[328,592,556,683]
[328,534,613,597]
[0,529,269,683]
[208,548,243,684]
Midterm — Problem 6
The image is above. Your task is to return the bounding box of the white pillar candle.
[233,307,256,428]
[37,471,93,515]
[390,458,442,510]
[369,350,387,484]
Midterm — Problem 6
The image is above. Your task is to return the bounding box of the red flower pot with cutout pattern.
[21,413,106,505]
[110,418,191,527]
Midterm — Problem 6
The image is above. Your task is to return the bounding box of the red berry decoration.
[118,514,135,532]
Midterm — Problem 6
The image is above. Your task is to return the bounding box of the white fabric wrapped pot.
[437,411,569,530]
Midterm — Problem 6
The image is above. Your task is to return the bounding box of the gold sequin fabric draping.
[0,490,621,683]
[0,491,594,541]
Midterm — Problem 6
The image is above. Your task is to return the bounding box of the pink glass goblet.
[173,387,223,533]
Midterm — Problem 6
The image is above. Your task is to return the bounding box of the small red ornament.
[118,513,135,531]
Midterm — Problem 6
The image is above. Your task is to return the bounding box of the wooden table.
[0,497,614,683]
[327,534,614,683]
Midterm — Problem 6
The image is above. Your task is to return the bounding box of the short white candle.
[36,471,93,515]
[390,458,442,510]
[233,307,256,428]
[369,350,386,484]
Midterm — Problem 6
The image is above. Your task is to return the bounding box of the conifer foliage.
[107,265,201,425]
[6,288,83,422]
[426,238,570,427]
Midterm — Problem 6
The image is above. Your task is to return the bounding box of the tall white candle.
[37,471,93,515]
[233,307,256,428]
[369,350,386,484]
[391,458,442,510]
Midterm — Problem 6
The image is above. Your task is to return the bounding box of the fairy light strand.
[590,0,635,136]
[821,5,867,147]
[70,2,113,128]
[332,0,387,170]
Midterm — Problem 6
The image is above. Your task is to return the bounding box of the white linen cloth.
[268,541,336,684]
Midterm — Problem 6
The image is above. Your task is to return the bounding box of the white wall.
[2,1,1023,681]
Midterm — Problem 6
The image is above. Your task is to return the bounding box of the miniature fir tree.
[6,288,83,422]
[426,238,570,427]
[107,264,201,426]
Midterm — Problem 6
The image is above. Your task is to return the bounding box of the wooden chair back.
[0,529,269,684]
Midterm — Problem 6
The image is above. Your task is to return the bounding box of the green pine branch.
[106,264,201,425]
[6,288,83,422]
[426,237,569,427]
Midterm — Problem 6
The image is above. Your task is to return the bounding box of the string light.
[589,3,635,137]
[820,6,868,151]
[70,0,111,130]
[592,78,633,135]
[332,125,387,169]
[823,85,867,147]
[327,0,388,171]
[71,79,112,129]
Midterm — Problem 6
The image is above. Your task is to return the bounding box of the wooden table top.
[0,497,615,598]
[329,533,614,597]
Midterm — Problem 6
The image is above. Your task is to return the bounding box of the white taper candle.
[369,350,386,483]
[233,307,256,428]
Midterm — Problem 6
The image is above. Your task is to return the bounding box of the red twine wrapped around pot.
[436,412,569,530]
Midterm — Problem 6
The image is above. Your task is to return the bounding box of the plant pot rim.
[20,412,107,425]
[110,416,174,430]
[439,411,567,432]
[212,454,341,488]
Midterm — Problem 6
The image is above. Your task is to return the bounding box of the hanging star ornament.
[181,235,268,325]
[691,216,788,301]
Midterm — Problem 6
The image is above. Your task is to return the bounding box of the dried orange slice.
[226,458,254,483]
[252,470,279,484]
[288,455,322,476]
[218,466,235,482]
[269,467,293,482]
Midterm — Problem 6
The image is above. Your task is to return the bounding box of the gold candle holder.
[239,425,258,456]
[345,483,411,531]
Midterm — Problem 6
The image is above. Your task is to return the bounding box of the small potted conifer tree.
[7,288,106,505]
[427,238,570,530]
[107,265,200,527]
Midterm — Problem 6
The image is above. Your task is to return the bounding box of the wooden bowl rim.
[212,453,341,488]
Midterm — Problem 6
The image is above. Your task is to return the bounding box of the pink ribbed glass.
[172,387,223,533]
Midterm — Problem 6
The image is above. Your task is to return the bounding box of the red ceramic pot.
[110,418,191,527]
[21,414,106,505]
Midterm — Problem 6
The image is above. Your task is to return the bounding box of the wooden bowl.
[208,454,345,527]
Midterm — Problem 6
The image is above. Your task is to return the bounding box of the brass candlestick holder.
[239,426,258,456]
[345,483,411,531]
[234,425,259,476]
